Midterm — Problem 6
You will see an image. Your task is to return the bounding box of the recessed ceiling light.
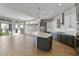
[51,11,54,14]
[58,3,62,7]
[46,16,49,18]
[42,11,46,15]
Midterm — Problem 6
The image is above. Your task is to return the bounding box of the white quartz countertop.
[25,31,52,38]
[52,28,76,36]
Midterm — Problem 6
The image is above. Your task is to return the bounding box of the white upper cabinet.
[70,13,76,28]
[64,12,76,28]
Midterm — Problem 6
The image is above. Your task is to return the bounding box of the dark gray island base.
[37,36,53,51]
[25,31,53,51]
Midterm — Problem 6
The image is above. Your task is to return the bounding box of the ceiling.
[0,3,75,19]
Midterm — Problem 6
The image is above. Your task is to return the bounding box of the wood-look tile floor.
[0,34,76,56]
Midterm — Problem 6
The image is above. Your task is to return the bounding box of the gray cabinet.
[57,33,75,47]
[66,35,74,47]
[37,36,53,51]
[76,34,79,55]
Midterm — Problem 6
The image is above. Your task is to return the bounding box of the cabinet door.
[66,35,74,47]
[77,40,79,47]
[64,15,70,28]
[70,13,76,28]
[61,34,66,43]
[57,33,62,41]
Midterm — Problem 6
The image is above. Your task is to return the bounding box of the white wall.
[47,7,76,36]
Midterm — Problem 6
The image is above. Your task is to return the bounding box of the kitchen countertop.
[25,31,52,38]
[50,28,76,36]
[60,32,76,36]
[52,31,76,36]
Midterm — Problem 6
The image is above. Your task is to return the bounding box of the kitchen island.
[25,31,53,51]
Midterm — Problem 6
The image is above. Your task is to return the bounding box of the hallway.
[0,34,76,56]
